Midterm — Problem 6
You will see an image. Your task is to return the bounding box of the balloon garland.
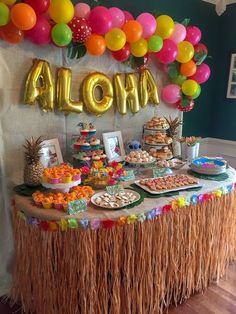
[0,0,211,112]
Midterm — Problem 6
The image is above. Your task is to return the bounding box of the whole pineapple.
[23,136,44,187]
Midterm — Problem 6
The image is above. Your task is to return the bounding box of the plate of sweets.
[149,147,173,160]
[91,191,140,209]
[135,174,201,194]
[190,157,227,175]
[125,150,156,165]
[144,117,169,131]
[157,158,186,169]
[144,132,172,146]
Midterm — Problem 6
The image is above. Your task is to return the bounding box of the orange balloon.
[0,21,24,44]
[180,60,197,77]
[11,3,36,30]
[86,34,106,56]
[122,20,143,43]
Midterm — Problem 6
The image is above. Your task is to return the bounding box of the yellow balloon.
[140,69,159,107]
[182,79,198,96]
[113,73,139,114]
[56,68,83,114]
[49,0,74,24]
[82,72,113,115]
[105,28,126,52]
[24,59,54,112]
[0,0,16,4]
[131,38,148,58]
[176,41,194,63]
[155,15,174,39]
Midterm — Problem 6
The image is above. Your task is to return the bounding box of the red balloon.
[193,42,208,63]
[25,0,50,15]
[25,16,51,45]
[68,17,91,43]
[175,98,195,112]
[112,43,131,62]
[0,21,24,44]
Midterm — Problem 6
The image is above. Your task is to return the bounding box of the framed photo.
[226,53,236,99]
[40,138,63,168]
[102,131,125,162]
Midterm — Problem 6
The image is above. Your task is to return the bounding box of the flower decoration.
[179,136,201,146]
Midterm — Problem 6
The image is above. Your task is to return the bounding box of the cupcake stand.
[11,165,236,314]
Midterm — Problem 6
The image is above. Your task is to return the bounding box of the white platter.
[42,179,81,193]
[144,141,172,147]
[134,178,202,195]
[125,158,156,166]
[91,190,140,209]
[144,126,169,131]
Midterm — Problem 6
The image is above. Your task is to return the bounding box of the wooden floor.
[1,263,236,314]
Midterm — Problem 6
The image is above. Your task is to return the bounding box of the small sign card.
[68,198,87,215]
[153,168,173,178]
[106,184,124,195]
[121,170,135,181]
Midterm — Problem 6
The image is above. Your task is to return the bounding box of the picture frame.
[226,53,236,99]
[40,138,63,168]
[102,131,125,162]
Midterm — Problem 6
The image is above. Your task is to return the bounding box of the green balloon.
[0,3,9,26]
[51,23,72,47]
[171,75,186,86]
[148,35,163,52]
[192,84,201,99]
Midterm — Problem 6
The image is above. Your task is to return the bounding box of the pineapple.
[23,136,44,187]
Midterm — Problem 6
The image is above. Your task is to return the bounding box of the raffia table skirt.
[10,192,236,314]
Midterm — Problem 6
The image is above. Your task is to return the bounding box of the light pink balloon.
[75,3,91,18]
[123,10,134,23]
[155,39,178,64]
[109,7,125,28]
[136,12,156,38]
[161,84,181,104]
[189,63,211,84]
[185,26,202,46]
[169,23,186,44]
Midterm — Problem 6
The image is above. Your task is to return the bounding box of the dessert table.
[10,166,236,314]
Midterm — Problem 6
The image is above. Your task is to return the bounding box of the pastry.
[145,117,169,130]
[149,147,173,160]
[144,132,172,145]
[125,150,154,163]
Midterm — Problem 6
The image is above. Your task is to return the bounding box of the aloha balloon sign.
[23,59,159,116]
[0,0,211,112]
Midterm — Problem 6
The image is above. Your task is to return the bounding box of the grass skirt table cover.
[10,167,236,314]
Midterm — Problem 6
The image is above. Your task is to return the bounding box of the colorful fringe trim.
[10,191,236,314]
[13,183,235,231]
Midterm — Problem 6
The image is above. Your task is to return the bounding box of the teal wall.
[210,6,236,140]
[74,0,220,137]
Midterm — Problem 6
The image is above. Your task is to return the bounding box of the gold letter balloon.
[82,72,113,115]
[113,73,139,114]
[24,59,54,112]
[140,69,159,107]
[56,68,83,114]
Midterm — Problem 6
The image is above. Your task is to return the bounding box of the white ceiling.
[203,0,236,15]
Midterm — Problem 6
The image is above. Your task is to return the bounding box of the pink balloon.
[25,0,50,15]
[109,7,125,28]
[136,13,156,38]
[155,39,178,64]
[74,3,91,18]
[189,63,211,84]
[169,23,186,44]
[123,10,134,23]
[25,16,51,45]
[89,6,112,35]
[185,26,202,46]
[161,84,181,104]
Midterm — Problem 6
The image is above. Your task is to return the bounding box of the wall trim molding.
[200,137,236,167]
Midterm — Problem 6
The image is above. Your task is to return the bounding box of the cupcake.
[63,174,72,183]
[88,123,96,136]
[53,202,64,210]
[90,138,100,150]
[49,177,61,184]
[42,199,52,209]
[80,128,89,136]
[72,173,81,181]
[73,142,81,150]
[80,142,91,151]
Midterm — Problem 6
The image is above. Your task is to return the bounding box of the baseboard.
[200,137,236,167]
